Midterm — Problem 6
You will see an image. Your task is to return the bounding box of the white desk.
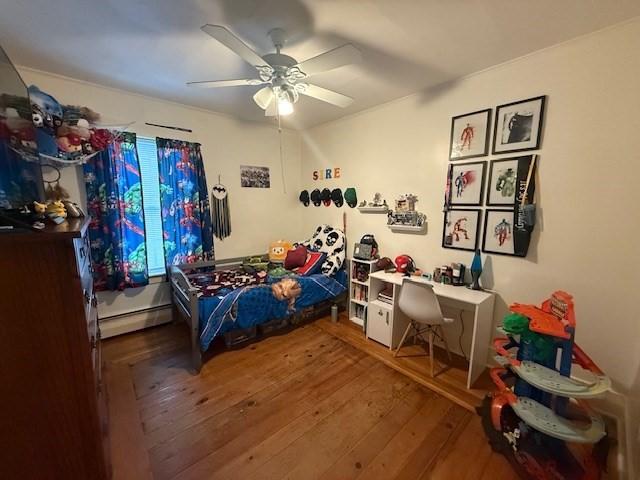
[367,271,495,389]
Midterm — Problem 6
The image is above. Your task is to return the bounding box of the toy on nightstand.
[480,291,610,479]
[45,200,67,224]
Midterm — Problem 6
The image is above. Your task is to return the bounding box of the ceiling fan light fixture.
[277,97,294,116]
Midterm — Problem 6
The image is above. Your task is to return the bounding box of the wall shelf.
[387,223,427,234]
[357,205,389,213]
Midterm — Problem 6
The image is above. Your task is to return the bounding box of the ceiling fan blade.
[264,99,277,117]
[187,79,264,88]
[300,84,354,108]
[294,44,362,77]
[253,86,274,110]
[201,24,268,68]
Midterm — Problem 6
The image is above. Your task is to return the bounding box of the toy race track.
[480,291,610,480]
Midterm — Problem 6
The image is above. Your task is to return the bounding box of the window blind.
[136,137,166,277]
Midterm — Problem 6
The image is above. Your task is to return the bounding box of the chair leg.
[439,325,453,361]
[428,330,435,377]
[394,322,413,357]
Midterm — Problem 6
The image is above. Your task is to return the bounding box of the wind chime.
[211,175,231,240]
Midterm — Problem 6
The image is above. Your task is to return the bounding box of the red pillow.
[284,245,307,270]
[297,251,327,276]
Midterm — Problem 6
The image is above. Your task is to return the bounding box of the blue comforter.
[199,270,347,350]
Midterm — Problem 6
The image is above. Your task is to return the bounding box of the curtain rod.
[145,122,193,133]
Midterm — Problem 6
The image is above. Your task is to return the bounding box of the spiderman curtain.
[84,132,149,291]
[156,137,214,266]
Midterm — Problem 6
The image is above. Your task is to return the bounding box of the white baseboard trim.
[100,306,173,339]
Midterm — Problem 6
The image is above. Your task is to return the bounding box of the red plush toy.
[56,132,82,154]
[90,128,113,151]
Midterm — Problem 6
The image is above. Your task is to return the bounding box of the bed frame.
[170,256,346,374]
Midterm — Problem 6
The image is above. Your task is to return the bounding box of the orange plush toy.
[268,240,293,263]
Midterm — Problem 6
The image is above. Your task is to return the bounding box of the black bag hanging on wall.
[513,155,538,256]
[211,182,231,240]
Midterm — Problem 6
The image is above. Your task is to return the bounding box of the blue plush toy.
[28,85,63,155]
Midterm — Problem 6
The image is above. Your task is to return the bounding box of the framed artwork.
[482,209,531,257]
[442,209,481,251]
[449,161,486,206]
[240,165,270,188]
[449,108,491,160]
[493,96,546,154]
[486,155,536,206]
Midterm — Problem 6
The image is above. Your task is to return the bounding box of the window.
[136,137,166,277]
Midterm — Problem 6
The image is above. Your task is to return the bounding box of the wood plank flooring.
[103,320,516,479]
[315,315,493,412]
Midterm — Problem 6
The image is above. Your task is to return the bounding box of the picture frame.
[482,209,532,257]
[449,108,491,161]
[442,209,481,252]
[240,165,270,188]
[449,161,486,207]
[486,155,536,206]
[492,96,546,154]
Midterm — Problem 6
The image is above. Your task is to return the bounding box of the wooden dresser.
[0,218,110,479]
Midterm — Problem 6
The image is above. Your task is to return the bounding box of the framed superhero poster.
[482,209,531,257]
[492,96,545,154]
[486,156,536,207]
[449,161,486,206]
[449,109,491,161]
[442,209,481,252]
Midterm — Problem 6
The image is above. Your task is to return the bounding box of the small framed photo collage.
[443,96,545,256]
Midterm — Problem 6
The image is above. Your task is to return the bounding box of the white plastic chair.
[395,279,454,377]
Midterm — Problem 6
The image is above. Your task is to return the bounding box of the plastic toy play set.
[480,291,611,479]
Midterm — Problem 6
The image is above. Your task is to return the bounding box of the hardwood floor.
[315,315,493,412]
[103,320,516,479]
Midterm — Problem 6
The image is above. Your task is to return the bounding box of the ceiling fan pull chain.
[277,107,287,194]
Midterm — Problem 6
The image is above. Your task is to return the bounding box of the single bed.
[170,225,349,373]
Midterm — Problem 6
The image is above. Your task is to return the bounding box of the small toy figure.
[494,218,511,246]
[452,217,469,241]
[460,122,475,150]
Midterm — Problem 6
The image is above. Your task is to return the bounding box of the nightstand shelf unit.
[348,258,378,329]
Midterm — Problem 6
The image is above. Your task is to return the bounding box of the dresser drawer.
[87,301,98,370]
[367,302,392,347]
[74,232,91,276]
[80,270,94,318]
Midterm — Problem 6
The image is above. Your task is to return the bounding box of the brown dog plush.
[271,278,302,311]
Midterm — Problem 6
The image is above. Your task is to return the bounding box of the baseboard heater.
[99,305,173,339]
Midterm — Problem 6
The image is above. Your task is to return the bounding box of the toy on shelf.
[387,193,426,232]
[480,291,610,480]
[357,192,388,213]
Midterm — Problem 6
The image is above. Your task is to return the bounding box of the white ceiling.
[1,0,639,129]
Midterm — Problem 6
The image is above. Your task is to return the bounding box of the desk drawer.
[367,302,392,347]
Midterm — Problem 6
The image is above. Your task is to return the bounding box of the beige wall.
[18,67,303,317]
[300,18,640,401]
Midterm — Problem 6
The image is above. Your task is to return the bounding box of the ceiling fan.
[187,25,362,116]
